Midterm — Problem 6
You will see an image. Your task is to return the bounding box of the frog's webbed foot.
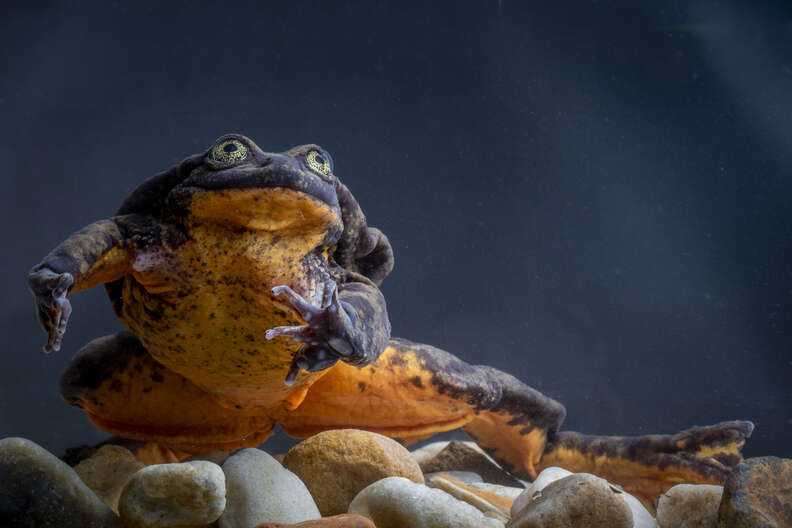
[28,267,74,353]
[267,283,361,385]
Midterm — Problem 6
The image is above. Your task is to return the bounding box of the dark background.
[1,1,790,460]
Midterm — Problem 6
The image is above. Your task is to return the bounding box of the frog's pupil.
[223,143,238,153]
[315,155,325,165]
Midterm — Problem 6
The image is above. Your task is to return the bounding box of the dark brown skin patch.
[408,376,424,389]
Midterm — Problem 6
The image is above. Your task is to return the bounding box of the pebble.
[74,444,145,513]
[469,482,526,500]
[426,473,512,522]
[282,429,423,516]
[0,437,122,528]
[655,484,721,528]
[118,460,226,528]
[220,448,320,528]
[619,489,657,528]
[410,441,453,465]
[348,476,504,528]
[254,514,376,527]
[425,470,483,483]
[717,456,792,528]
[507,473,633,528]
[416,440,523,487]
[511,466,572,518]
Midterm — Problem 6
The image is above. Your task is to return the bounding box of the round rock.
[118,460,226,528]
[0,437,122,528]
[282,429,424,516]
[511,466,572,518]
[220,448,320,528]
[656,483,722,528]
[74,444,145,513]
[348,476,504,528]
[254,514,376,527]
[508,473,633,528]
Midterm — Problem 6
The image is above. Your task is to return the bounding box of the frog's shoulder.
[116,154,204,217]
[105,154,204,316]
[333,181,394,286]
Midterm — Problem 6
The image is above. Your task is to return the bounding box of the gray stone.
[507,473,633,528]
[348,476,504,528]
[0,437,122,528]
[511,466,572,518]
[620,489,656,528]
[219,448,320,528]
[656,484,721,528]
[118,460,225,528]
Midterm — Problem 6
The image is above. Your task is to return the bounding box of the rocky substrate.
[0,432,789,528]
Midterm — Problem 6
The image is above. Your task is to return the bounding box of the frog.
[29,134,753,508]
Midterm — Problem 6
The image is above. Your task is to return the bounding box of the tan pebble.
[511,466,572,518]
[657,483,722,528]
[74,444,144,513]
[254,513,376,527]
[282,429,424,516]
[470,482,526,500]
[508,473,633,528]
[118,461,225,528]
[426,473,513,522]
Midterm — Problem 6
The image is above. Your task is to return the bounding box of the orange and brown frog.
[29,134,752,507]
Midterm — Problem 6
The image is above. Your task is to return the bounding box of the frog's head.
[167,134,343,238]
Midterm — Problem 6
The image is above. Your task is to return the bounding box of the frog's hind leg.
[278,337,567,470]
[461,368,752,509]
[282,337,752,510]
[533,421,753,510]
[60,331,275,454]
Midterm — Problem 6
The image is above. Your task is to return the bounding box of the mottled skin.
[29,135,752,509]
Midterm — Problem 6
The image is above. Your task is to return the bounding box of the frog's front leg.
[266,278,390,385]
[28,216,144,352]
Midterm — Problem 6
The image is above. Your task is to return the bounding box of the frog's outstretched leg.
[281,337,751,508]
[28,214,180,352]
[531,422,753,509]
[60,331,274,453]
[278,337,566,448]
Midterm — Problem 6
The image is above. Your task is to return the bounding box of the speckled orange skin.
[121,188,343,410]
[31,135,753,509]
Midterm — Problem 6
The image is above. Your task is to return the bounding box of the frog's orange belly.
[118,282,326,410]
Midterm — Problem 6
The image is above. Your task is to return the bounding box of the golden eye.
[306,150,332,175]
[212,139,248,164]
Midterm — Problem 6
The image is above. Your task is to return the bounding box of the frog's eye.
[306,150,332,176]
[212,139,248,164]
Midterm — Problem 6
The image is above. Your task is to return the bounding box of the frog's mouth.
[181,186,342,233]
[169,165,342,232]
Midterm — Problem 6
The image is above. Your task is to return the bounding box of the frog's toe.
[272,284,323,320]
[265,324,317,344]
